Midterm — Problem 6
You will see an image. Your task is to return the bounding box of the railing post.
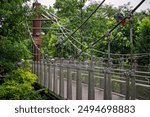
[32,60,35,74]
[131,60,136,100]
[107,58,112,100]
[88,46,95,100]
[34,60,38,82]
[125,70,130,100]
[104,59,112,100]
[76,61,82,100]
[47,59,52,91]
[43,59,48,87]
[120,57,125,94]
[59,58,64,97]
[84,60,89,84]
[53,59,58,94]
[104,31,112,100]
[51,59,55,92]
[36,60,39,83]
[34,60,37,75]
[40,59,43,86]
[67,60,72,100]
[99,57,104,89]
[130,70,136,100]
[104,67,107,100]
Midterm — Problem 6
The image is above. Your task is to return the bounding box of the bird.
[114,12,126,26]
[55,36,63,47]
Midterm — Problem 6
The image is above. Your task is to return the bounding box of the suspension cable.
[60,0,106,45]
[73,0,146,58]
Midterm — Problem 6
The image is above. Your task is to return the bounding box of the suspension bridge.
[28,0,150,100]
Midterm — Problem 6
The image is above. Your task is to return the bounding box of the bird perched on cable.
[55,36,63,47]
[114,12,126,26]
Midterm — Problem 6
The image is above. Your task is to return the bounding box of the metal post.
[129,11,136,100]
[131,60,136,100]
[40,59,43,85]
[35,60,38,76]
[32,60,35,74]
[34,60,36,74]
[120,57,125,94]
[37,60,40,83]
[107,33,112,99]
[130,12,134,67]
[76,61,82,100]
[88,45,95,100]
[125,70,130,100]
[53,59,58,94]
[48,59,52,91]
[67,60,72,99]
[104,67,107,100]
[108,38,111,61]
[100,57,104,89]
[107,58,112,100]
[44,59,47,87]
[59,58,64,97]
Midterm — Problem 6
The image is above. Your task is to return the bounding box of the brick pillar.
[32,2,41,61]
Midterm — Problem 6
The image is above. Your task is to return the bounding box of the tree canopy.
[40,0,150,66]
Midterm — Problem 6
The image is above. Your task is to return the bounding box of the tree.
[135,17,150,65]
[0,0,31,74]
[41,0,150,64]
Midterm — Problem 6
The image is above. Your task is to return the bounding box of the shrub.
[0,65,43,99]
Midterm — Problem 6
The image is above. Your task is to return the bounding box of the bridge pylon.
[32,1,42,61]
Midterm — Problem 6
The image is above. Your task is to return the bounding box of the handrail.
[30,58,150,100]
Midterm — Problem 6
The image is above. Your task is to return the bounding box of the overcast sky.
[29,0,150,11]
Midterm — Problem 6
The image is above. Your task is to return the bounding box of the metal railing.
[31,58,150,100]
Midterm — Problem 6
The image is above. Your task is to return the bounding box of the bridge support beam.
[32,1,42,61]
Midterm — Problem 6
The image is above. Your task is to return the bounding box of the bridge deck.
[39,77,125,100]
[63,80,125,100]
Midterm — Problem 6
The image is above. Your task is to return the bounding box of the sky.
[29,0,150,11]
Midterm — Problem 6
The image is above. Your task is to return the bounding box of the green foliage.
[0,66,44,100]
[135,17,150,65]
[41,1,149,62]
[0,38,31,73]
[0,0,32,74]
